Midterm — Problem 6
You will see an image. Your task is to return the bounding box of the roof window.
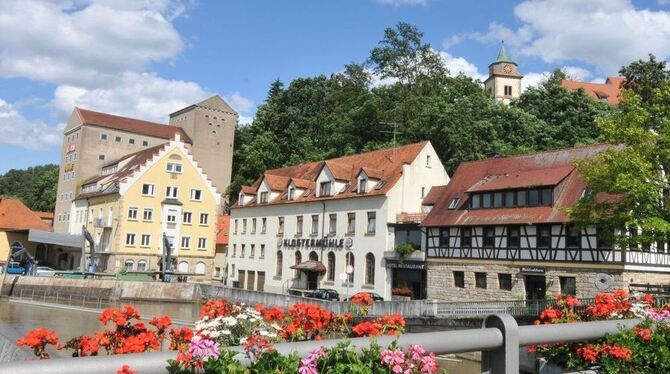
[448,198,460,210]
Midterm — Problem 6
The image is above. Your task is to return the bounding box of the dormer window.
[288,187,295,200]
[319,181,332,197]
[260,191,269,204]
[358,178,367,194]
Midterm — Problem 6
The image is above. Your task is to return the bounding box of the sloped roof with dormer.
[75,108,192,143]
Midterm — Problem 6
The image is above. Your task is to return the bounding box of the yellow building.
[71,134,220,279]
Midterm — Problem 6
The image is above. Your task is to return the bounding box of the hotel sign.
[520,267,545,274]
[280,237,352,249]
[385,260,426,270]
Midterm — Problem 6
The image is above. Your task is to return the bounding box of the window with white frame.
[252,218,257,233]
[426,154,432,168]
[347,213,356,234]
[296,216,303,235]
[181,236,190,249]
[261,218,267,233]
[142,184,155,196]
[183,211,192,224]
[288,187,295,200]
[127,207,138,220]
[167,209,177,223]
[200,213,209,225]
[260,191,268,204]
[190,189,202,201]
[166,186,178,198]
[140,234,151,247]
[329,214,337,234]
[242,218,247,233]
[311,215,319,235]
[166,162,183,173]
[100,133,108,141]
[143,208,153,221]
[319,181,332,197]
[124,260,134,272]
[278,217,285,235]
[125,233,136,246]
[197,237,207,250]
[137,260,147,271]
[358,178,367,194]
[367,212,376,234]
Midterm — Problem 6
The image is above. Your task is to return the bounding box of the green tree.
[0,164,59,212]
[620,54,670,106]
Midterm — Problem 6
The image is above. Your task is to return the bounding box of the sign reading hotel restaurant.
[520,267,545,274]
[281,237,350,249]
[385,260,427,270]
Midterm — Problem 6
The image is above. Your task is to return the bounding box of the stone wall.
[426,262,628,301]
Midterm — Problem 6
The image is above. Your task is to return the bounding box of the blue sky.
[1,0,669,173]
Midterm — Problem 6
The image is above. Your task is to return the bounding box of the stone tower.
[484,43,523,104]
[169,96,237,197]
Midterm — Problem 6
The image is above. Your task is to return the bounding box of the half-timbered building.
[421,145,670,301]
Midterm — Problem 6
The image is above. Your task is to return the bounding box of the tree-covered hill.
[228,22,612,202]
[0,164,58,212]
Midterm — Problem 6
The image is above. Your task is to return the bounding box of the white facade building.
[227,141,449,299]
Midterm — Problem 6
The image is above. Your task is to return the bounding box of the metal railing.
[0,315,641,374]
[14,288,111,310]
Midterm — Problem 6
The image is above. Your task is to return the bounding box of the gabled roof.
[560,77,624,106]
[75,108,192,143]
[360,166,384,179]
[234,141,430,208]
[216,215,230,245]
[240,185,257,194]
[263,174,291,191]
[422,185,448,206]
[421,144,612,227]
[0,198,52,231]
[169,95,237,117]
[289,178,314,189]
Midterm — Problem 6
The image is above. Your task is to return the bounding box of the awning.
[290,260,326,273]
[28,229,83,248]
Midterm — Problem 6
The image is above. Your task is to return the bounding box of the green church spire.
[496,41,511,62]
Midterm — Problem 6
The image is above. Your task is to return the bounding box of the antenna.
[379,121,404,161]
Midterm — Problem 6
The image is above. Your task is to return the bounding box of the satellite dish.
[595,273,613,291]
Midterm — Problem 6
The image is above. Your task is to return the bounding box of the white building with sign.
[226,141,449,299]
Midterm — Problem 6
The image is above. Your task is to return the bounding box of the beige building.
[72,135,220,278]
[55,96,236,233]
[484,44,523,104]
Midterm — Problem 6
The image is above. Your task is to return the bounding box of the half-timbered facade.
[421,145,670,301]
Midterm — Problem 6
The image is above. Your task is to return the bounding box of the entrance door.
[257,272,265,292]
[307,272,318,290]
[238,270,245,289]
[525,275,546,300]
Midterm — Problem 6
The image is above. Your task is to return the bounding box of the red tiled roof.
[421,144,612,227]
[466,165,574,192]
[235,141,430,208]
[361,166,384,179]
[560,77,624,106]
[422,185,448,205]
[216,215,230,245]
[76,108,192,143]
[34,211,54,220]
[290,178,314,189]
[241,185,257,194]
[0,198,52,231]
[396,213,427,224]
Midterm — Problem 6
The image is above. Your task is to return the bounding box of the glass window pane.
[482,193,491,208]
[542,188,553,206]
[471,194,481,209]
[505,191,514,207]
[528,190,540,206]
[517,191,526,207]
[493,192,503,208]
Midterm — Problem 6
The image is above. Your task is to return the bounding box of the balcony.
[383,249,426,262]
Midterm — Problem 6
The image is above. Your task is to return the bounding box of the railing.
[14,288,112,310]
[0,315,641,374]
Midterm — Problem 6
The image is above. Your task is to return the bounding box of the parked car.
[305,288,340,301]
[35,266,56,277]
[5,262,26,275]
[345,291,384,302]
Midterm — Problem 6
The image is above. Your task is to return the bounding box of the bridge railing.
[0,315,641,374]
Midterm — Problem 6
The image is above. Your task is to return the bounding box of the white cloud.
[439,51,487,81]
[0,98,61,149]
[465,0,670,74]
[52,72,214,123]
[375,0,427,6]
[0,0,185,87]
[225,92,255,114]
[521,66,596,92]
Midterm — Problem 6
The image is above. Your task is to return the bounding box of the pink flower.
[409,344,426,361]
[188,338,220,360]
[421,353,439,373]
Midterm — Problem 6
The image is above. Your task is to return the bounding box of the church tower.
[484,43,523,104]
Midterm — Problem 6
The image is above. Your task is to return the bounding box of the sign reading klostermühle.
[281,237,348,249]
[520,267,545,274]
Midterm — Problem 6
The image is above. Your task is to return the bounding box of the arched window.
[178,261,189,273]
[345,252,354,283]
[327,252,335,282]
[124,260,134,272]
[294,252,302,278]
[309,251,318,261]
[137,260,147,272]
[276,251,283,277]
[195,262,206,275]
[365,253,375,285]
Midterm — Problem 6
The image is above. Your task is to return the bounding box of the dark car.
[305,288,340,301]
[346,291,384,302]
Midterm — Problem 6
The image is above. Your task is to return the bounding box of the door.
[247,271,256,290]
[525,275,546,300]
[307,271,318,290]
[257,272,265,292]
[238,270,245,289]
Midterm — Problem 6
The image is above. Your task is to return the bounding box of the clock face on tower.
[502,64,513,74]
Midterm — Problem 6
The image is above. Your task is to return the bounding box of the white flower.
[222,329,231,335]
[222,317,238,326]
[237,314,248,320]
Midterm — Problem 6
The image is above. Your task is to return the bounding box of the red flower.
[169,327,193,352]
[149,315,172,334]
[601,344,632,361]
[16,327,59,359]
[351,292,373,306]
[242,335,274,358]
[261,307,285,322]
[117,365,137,374]
[633,326,652,342]
[352,321,383,337]
[200,299,231,319]
[576,344,600,363]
